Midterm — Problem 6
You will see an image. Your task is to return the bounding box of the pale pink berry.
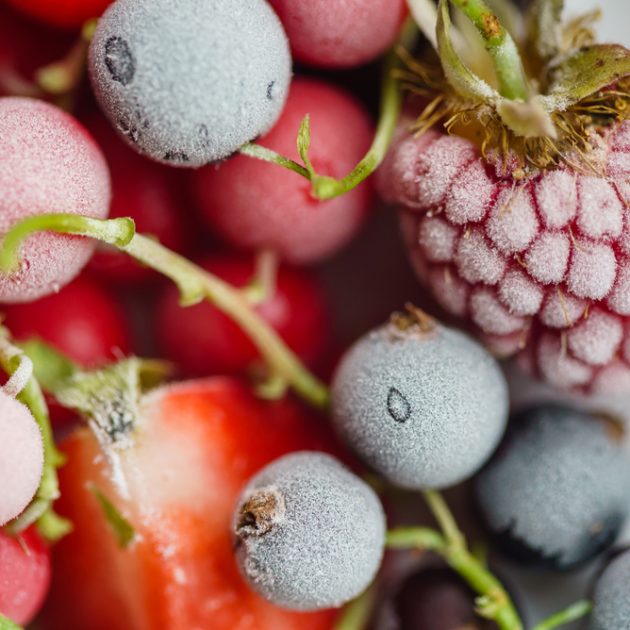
[268,0,407,69]
[0,392,43,525]
[379,120,630,393]
[0,97,110,303]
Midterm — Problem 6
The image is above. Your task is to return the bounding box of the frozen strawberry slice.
[41,378,338,630]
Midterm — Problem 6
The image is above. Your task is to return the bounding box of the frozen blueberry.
[233,451,386,611]
[475,405,630,571]
[89,0,291,167]
[330,308,508,489]
[589,548,630,630]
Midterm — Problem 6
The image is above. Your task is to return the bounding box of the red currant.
[193,78,374,264]
[155,254,331,376]
[0,526,51,625]
[3,276,132,367]
[5,0,113,29]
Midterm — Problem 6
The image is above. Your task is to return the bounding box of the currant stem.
[422,489,523,630]
[0,215,330,409]
[333,584,376,630]
[531,600,593,630]
[0,613,23,630]
[449,0,529,100]
[0,329,70,541]
[239,18,418,201]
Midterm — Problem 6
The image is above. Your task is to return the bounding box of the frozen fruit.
[268,0,407,68]
[476,405,630,570]
[589,548,630,630]
[5,0,113,29]
[331,307,508,489]
[3,276,132,367]
[378,0,630,394]
[156,254,330,376]
[0,97,110,303]
[0,392,43,526]
[194,78,374,263]
[89,0,291,167]
[233,451,385,611]
[0,526,50,625]
[42,377,337,630]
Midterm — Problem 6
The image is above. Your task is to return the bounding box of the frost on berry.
[524,232,570,285]
[577,177,623,240]
[498,268,544,316]
[567,309,623,366]
[383,118,630,393]
[454,229,505,285]
[470,287,527,336]
[567,240,616,300]
[486,187,539,254]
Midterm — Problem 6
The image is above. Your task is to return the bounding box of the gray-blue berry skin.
[89,0,291,167]
[476,406,630,571]
[233,452,386,611]
[589,549,630,630]
[330,315,508,490]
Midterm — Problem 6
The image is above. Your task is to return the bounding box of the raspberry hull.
[379,121,630,394]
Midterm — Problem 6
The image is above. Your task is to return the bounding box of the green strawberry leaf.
[546,44,630,108]
[436,0,498,103]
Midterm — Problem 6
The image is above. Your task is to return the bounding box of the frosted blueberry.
[89,0,291,167]
[476,405,630,570]
[330,307,508,489]
[589,549,630,630]
[233,451,386,611]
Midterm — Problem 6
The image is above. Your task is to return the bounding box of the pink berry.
[0,391,43,526]
[193,78,374,264]
[0,97,110,303]
[155,254,331,376]
[0,526,50,625]
[379,120,630,394]
[268,0,407,68]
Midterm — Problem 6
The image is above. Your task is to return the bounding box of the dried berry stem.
[0,329,70,541]
[0,214,330,409]
[449,0,529,100]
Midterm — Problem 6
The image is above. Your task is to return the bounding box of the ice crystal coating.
[379,120,630,393]
[233,452,385,610]
[89,0,291,167]
[331,316,508,489]
[0,392,44,526]
[0,97,110,303]
[476,405,630,570]
[589,549,630,630]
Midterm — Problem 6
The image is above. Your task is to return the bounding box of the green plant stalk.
[532,600,593,630]
[0,613,23,630]
[333,584,376,630]
[0,334,70,540]
[449,0,529,100]
[0,214,329,409]
[239,19,417,200]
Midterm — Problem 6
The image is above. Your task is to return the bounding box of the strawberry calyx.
[403,0,630,173]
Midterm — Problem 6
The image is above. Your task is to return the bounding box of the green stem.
[333,584,376,630]
[0,215,329,409]
[449,0,529,100]
[0,613,23,630]
[532,600,593,630]
[423,490,523,630]
[239,19,417,201]
[0,330,70,540]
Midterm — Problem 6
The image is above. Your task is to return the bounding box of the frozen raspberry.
[379,121,630,394]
